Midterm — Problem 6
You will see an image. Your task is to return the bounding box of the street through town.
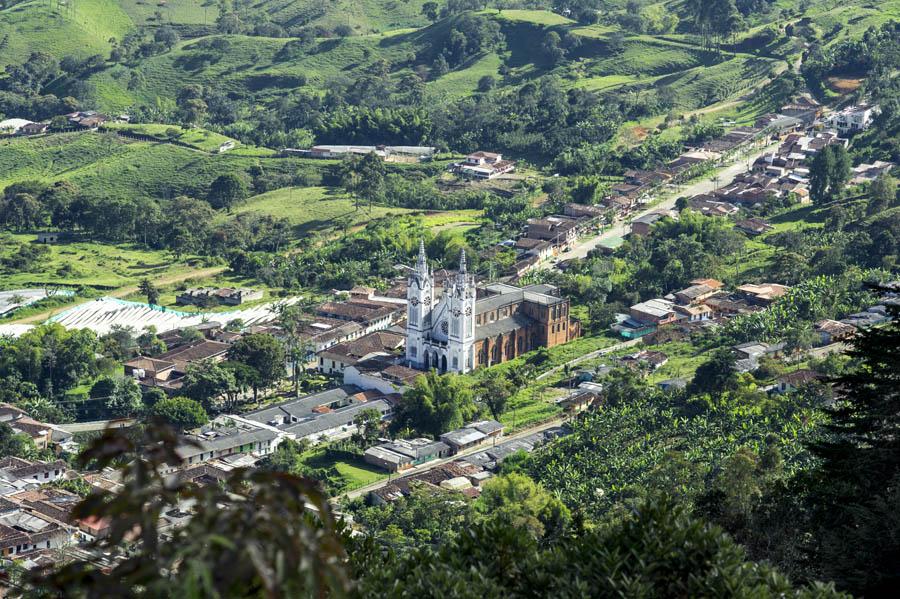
[545,142,780,265]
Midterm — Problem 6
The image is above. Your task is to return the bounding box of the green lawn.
[301,448,387,494]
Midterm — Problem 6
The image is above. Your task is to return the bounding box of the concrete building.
[823,104,878,134]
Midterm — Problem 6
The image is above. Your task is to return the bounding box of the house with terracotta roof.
[775,369,823,393]
[814,319,857,345]
[317,330,405,374]
[736,283,789,305]
[735,218,774,236]
[455,151,516,179]
[0,496,73,557]
[124,339,230,393]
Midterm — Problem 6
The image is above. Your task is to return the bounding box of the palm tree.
[277,303,312,397]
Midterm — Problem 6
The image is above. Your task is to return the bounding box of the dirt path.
[10,265,228,324]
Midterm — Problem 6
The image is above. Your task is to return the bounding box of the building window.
[452,357,459,369]
[410,346,417,358]
[451,317,459,336]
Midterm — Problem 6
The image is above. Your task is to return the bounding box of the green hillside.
[82,8,787,113]
[222,185,417,237]
[117,0,438,33]
[0,0,132,67]
[0,131,321,200]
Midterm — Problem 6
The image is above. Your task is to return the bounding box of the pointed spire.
[416,239,427,274]
[459,248,467,274]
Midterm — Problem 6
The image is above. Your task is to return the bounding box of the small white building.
[823,104,878,134]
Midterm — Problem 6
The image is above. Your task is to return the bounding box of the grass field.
[226,186,416,237]
[0,232,197,289]
[0,0,132,67]
[101,123,242,152]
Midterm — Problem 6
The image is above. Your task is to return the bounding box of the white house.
[823,104,878,134]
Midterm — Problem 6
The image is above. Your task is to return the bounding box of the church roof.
[475,286,565,314]
[475,314,534,341]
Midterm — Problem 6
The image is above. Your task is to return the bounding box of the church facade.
[406,243,580,374]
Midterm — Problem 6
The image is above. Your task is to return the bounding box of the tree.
[541,31,566,64]
[392,371,475,437]
[868,172,897,214]
[421,1,439,21]
[478,369,512,419]
[808,300,900,594]
[179,97,207,126]
[476,473,571,539]
[431,54,450,77]
[207,173,248,211]
[49,115,69,131]
[93,376,143,418]
[339,152,385,211]
[687,348,739,396]
[351,408,382,448]
[148,397,208,431]
[477,74,495,92]
[0,422,36,458]
[182,362,238,413]
[227,334,286,404]
[277,303,313,397]
[138,278,160,305]
[154,26,180,50]
[99,325,138,360]
[137,326,167,356]
[809,145,851,203]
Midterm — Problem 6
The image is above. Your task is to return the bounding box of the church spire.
[459,248,467,274]
[416,239,427,274]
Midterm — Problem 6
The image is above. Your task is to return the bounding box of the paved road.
[544,143,778,265]
[337,417,567,502]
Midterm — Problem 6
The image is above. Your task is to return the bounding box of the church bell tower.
[405,240,433,369]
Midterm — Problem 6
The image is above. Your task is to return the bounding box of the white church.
[406,241,476,373]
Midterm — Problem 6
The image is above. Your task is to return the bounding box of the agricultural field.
[225,186,416,237]
[101,122,243,153]
[0,0,132,67]
[0,232,198,289]
[0,132,324,201]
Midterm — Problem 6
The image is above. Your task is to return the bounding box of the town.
[0,2,897,596]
